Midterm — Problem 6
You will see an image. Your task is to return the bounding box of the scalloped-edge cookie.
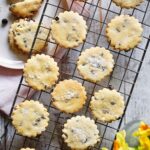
[12,100,49,137]
[106,15,143,51]
[62,116,100,149]
[77,47,114,83]
[9,0,43,18]
[112,0,143,9]
[23,54,59,90]
[51,79,87,113]
[51,11,87,48]
[90,88,125,123]
[8,19,30,53]
[13,20,48,54]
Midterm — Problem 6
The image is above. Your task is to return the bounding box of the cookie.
[51,79,87,113]
[13,20,49,54]
[106,15,143,51]
[12,100,49,137]
[112,0,143,8]
[51,11,87,48]
[77,47,114,83]
[62,116,100,149]
[9,0,24,4]
[90,88,125,123]
[23,54,59,90]
[20,148,35,150]
[9,0,43,18]
[8,19,29,53]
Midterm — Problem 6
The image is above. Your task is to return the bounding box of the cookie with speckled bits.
[112,0,143,8]
[51,11,87,48]
[20,148,35,150]
[12,100,49,137]
[51,79,87,113]
[106,15,143,51]
[10,0,43,18]
[77,47,114,83]
[90,88,125,123]
[8,19,30,53]
[62,116,100,149]
[13,20,48,54]
[23,54,59,90]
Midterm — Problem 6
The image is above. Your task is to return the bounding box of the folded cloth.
[0,0,91,116]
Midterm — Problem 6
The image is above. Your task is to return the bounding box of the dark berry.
[1,19,8,26]
[55,16,59,21]
[108,84,113,90]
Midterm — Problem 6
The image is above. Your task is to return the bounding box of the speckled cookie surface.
[62,116,100,149]
[51,79,87,113]
[10,0,43,18]
[20,148,35,150]
[106,15,143,51]
[51,11,87,48]
[90,88,125,123]
[8,19,24,52]
[113,0,143,8]
[23,54,59,90]
[12,100,49,137]
[77,47,114,82]
[13,20,48,54]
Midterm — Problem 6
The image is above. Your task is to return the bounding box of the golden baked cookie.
[106,15,143,51]
[9,0,43,18]
[77,47,114,83]
[112,0,143,8]
[90,88,125,123]
[23,54,59,90]
[13,20,48,54]
[8,19,29,53]
[51,79,87,113]
[62,116,100,149]
[51,11,87,48]
[12,100,49,137]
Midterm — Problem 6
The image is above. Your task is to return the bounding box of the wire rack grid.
[1,0,150,149]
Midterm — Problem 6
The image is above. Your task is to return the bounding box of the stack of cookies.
[9,0,144,149]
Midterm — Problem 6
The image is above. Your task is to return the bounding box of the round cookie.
[20,148,35,150]
[90,88,125,123]
[13,20,49,54]
[12,100,49,137]
[8,19,30,53]
[106,15,143,51]
[9,0,43,18]
[23,54,59,90]
[51,11,87,48]
[51,79,87,113]
[77,47,114,83]
[112,0,143,8]
[62,116,100,149]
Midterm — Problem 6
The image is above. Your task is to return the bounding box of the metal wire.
[1,0,150,149]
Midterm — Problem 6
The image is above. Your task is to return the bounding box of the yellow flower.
[113,130,129,150]
[133,122,150,150]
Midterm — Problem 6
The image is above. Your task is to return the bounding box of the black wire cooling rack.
[1,0,150,149]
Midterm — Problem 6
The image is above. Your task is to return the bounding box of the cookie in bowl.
[9,0,43,18]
